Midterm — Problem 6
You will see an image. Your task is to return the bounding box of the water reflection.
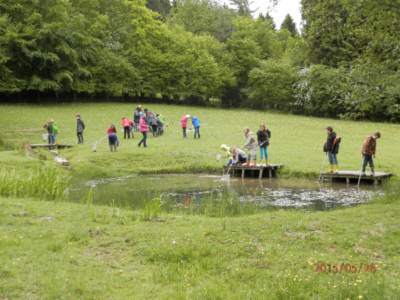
[68,175,382,212]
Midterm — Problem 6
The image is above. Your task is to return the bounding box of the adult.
[323,126,341,173]
[361,132,381,176]
[257,123,271,166]
[134,105,142,114]
[191,116,200,139]
[76,114,85,144]
[138,112,148,148]
[242,126,257,167]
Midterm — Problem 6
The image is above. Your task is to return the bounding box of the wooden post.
[233,169,235,177]
[346,178,350,184]
[242,169,245,178]
[259,167,263,179]
[268,168,272,178]
[374,179,378,185]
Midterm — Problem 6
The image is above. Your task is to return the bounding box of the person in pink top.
[138,112,148,148]
[181,114,190,138]
[122,116,131,139]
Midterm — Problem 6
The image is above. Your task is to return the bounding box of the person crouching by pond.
[242,126,257,167]
[361,132,381,176]
[220,144,233,165]
[138,112,148,148]
[257,123,271,166]
[230,146,247,166]
[122,116,131,139]
[108,124,119,152]
[76,114,85,144]
[323,126,341,173]
[191,116,200,139]
[181,115,189,138]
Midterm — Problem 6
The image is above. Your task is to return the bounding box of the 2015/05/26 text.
[314,263,376,273]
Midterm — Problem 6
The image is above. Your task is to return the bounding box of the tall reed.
[0,165,70,200]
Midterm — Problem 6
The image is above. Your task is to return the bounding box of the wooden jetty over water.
[29,144,74,149]
[321,171,395,185]
[222,164,284,178]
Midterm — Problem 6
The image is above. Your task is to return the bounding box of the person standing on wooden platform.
[257,123,271,166]
[242,127,257,167]
[361,132,381,176]
[323,126,341,173]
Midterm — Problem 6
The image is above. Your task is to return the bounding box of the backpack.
[52,123,58,134]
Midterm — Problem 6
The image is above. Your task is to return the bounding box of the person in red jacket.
[138,112,149,148]
[122,116,131,139]
[361,132,381,176]
[181,114,189,138]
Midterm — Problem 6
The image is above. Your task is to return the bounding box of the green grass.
[1,193,399,299]
[0,103,399,179]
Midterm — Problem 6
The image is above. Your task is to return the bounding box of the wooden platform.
[29,144,74,149]
[222,164,284,178]
[321,171,395,185]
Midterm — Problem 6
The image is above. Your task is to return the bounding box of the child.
[323,126,341,173]
[156,118,163,136]
[43,121,52,144]
[122,117,131,139]
[257,123,271,166]
[242,126,257,167]
[138,112,148,148]
[50,119,58,145]
[149,115,158,137]
[156,113,166,122]
[108,124,119,152]
[361,132,381,176]
[181,115,189,138]
[134,111,140,131]
[129,120,135,138]
[220,144,233,165]
[76,114,85,144]
[230,146,247,166]
[191,116,200,139]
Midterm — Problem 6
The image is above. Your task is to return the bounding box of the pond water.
[68,174,382,215]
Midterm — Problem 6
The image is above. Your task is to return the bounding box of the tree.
[145,0,171,17]
[280,14,298,38]
[257,12,276,31]
[229,0,258,17]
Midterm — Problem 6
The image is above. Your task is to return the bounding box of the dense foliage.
[1,0,400,121]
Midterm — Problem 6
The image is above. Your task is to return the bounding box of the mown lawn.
[0,103,399,178]
[1,194,399,299]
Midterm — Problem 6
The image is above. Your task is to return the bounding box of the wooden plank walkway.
[321,171,395,185]
[222,164,284,178]
[29,144,74,149]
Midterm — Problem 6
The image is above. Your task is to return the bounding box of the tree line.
[1,0,399,121]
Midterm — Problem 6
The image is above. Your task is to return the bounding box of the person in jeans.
[122,117,131,139]
[134,111,140,131]
[76,114,85,144]
[323,126,341,173]
[181,115,189,138]
[361,132,381,176]
[44,121,53,144]
[191,116,200,139]
[138,112,148,148]
[257,123,271,166]
[230,146,247,166]
[107,124,119,152]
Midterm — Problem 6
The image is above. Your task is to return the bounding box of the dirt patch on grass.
[284,232,306,239]
[368,230,383,237]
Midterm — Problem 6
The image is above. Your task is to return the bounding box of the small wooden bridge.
[29,144,74,149]
[321,171,395,185]
[222,164,284,179]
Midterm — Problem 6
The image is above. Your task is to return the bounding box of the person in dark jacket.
[323,126,341,173]
[149,116,158,137]
[361,132,381,175]
[156,118,163,136]
[134,111,140,131]
[256,123,271,166]
[44,121,53,144]
[76,114,85,144]
[134,105,142,114]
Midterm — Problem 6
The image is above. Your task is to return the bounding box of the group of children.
[181,115,201,139]
[323,126,381,175]
[220,123,271,167]
[43,119,59,145]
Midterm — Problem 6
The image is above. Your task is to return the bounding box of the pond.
[68,174,382,216]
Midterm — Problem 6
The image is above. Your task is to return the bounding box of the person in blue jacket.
[191,116,200,139]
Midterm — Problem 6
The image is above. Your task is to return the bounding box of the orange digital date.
[314,263,376,273]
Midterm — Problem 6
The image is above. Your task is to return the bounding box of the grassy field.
[1,192,400,299]
[0,103,399,179]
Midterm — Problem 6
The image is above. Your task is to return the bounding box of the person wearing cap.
[138,112,149,148]
[323,126,341,173]
[361,132,381,176]
[181,115,190,138]
[220,144,233,165]
[191,116,200,139]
